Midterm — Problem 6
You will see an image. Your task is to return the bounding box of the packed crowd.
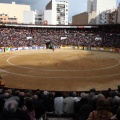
[0,25,120,48]
[0,87,120,120]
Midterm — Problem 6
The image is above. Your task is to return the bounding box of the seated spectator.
[24,97,36,120]
[111,106,120,120]
[0,98,18,120]
[63,92,75,115]
[32,95,46,120]
[54,92,63,115]
[87,98,113,120]
[45,92,54,113]
[74,93,94,120]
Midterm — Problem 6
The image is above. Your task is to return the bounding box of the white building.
[23,10,44,24]
[35,10,44,25]
[44,0,68,25]
[87,0,93,13]
[117,3,120,24]
[87,0,116,24]
[23,11,36,24]
[0,2,31,23]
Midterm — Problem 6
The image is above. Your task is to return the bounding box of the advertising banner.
[104,48,109,52]
[10,48,18,51]
[28,47,32,50]
[84,47,87,50]
[24,47,29,50]
[78,46,83,50]
[5,48,10,52]
[87,47,91,50]
[115,48,119,53]
[68,46,73,49]
[100,48,104,51]
[18,47,23,50]
[93,47,97,51]
[32,46,37,49]
[37,46,41,49]
[112,48,115,52]
[61,46,69,49]
[40,46,44,49]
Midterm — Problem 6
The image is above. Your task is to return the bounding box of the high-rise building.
[35,10,44,25]
[87,0,116,24]
[87,0,93,13]
[117,3,120,24]
[44,0,68,25]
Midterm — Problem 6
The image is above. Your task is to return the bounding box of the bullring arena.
[0,49,120,91]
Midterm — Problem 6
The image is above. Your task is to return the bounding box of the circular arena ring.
[0,49,120,91]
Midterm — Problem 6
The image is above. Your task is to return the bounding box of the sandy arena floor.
[0,49,120,91]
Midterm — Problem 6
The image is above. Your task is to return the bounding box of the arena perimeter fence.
[0,45,120,53]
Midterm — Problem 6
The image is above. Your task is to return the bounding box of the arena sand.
[0,49,120,91]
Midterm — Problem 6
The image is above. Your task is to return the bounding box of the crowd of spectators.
[0,87,120,120]
[0,25,120,48]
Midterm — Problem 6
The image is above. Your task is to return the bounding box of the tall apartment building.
[44,0,68,25]
[0,2,31,23]
[117,3,120,24]
[87,0,116,24]
[107,9,117,24]
[35,10,44,25]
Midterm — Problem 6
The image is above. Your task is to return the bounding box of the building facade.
[35,10,44,25]
[0,13,17,24]
[117,3,120,24]
[72,11,96,25]
[88,11,96,24]
[87,0,116,24]
[0,2,31,23]
[44,0,68,25]
[108,9,117,24]
[23,11,36,24]
[72,12,88,25]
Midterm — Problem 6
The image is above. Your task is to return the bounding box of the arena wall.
[0,46,120,53]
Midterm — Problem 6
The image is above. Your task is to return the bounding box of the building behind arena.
[44,0,68,25]
[0,2,31,24]
[72,0,120,25]
[87,0,116,24]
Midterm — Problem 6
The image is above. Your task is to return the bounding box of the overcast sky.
[0,0,120,22]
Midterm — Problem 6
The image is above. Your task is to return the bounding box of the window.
[35,18,42,20]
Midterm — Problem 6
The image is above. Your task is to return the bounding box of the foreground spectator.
[0,98,18,120]
[87,98,113,120]
[0,97,30,120]
[24,97,36,120]
[54,92,63,115]
[111,106,120,120]
[63,92,75,115]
